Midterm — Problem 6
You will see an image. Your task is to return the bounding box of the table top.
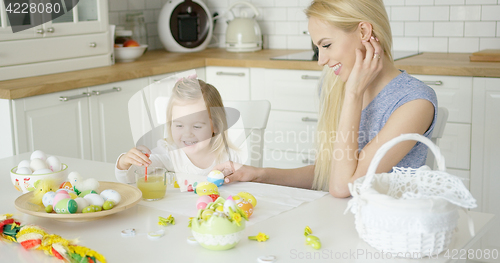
[0,153,496,263]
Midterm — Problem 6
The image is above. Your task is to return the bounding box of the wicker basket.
[345,133,477,258]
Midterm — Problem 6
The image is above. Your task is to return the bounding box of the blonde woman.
[215,0,437,198]
[116,78,241,191]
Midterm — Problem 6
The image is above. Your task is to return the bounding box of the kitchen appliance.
[158,0,213,52]
[225,2,262,52]
[270,50,421,61]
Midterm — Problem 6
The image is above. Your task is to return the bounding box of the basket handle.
[361,133,446,189]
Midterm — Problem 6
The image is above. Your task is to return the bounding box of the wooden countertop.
[1,49,499,100]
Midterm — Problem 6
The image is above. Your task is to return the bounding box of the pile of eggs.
[43,187,121,214]
[16,150,63,175]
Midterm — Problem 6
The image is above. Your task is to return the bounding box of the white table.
[0,153,496,263]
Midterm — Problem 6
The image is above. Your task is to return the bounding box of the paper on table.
[139,182,328,226]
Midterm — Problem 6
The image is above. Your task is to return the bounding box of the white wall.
[108,0,500,53]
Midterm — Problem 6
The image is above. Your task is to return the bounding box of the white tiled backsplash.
[108,0,500,53]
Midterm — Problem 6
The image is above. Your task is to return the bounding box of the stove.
[270,50,420,61]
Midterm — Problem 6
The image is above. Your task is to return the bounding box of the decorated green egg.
[82,205,102,213]
[78,189,97,197]
[54,198,78,214]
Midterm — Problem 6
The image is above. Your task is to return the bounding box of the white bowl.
[11,164,68,193]
[114,45,148,62]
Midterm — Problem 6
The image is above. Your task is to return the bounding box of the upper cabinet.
[0,0,111,81]
[0,0,108,41]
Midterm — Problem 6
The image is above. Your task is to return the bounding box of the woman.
[215,0,437,198]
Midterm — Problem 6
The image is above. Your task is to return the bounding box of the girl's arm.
[214,163,315,189]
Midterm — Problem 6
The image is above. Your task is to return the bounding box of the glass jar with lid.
[115,30,133,46]
[126,12,147,45]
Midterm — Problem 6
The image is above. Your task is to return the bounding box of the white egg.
[30,150,47,161]
[18,160,31,169]
[84,193,104,207]
[15,167,32,175]
[30,158,48,171]
[42,191,56,207]
[46,156,62,172]
[100,189,121,205]
[223,198,237,214]
[33,168,53,175]
[74,197,89,213]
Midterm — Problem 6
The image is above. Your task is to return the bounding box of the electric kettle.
[225,2,262,52]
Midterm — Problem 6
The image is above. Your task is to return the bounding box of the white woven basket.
[345,133,477,258]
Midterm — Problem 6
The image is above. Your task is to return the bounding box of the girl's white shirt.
[115,139,244,191]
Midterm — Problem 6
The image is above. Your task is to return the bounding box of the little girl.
[115,78,242,191]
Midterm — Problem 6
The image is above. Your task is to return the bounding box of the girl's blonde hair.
[165,78,236,163]
[305,0,392,191]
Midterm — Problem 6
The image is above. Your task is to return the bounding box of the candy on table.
[158,215,175,226]
[304,226,321,250]
[0,214,106,262]
[248,232,269,242]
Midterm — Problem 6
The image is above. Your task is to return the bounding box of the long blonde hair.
[305,0,392,191]
[165,78,236,163]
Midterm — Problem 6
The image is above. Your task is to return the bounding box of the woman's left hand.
[344,36,384,97]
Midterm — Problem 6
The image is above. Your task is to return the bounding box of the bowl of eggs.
[10,150,68,193]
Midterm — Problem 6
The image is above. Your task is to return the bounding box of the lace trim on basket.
[192,230,243,246]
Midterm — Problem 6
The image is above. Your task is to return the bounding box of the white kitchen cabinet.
[89,78,148,163]
[12,88,93,160]
[206,66,250,100]
[251,68,321,168]
[412,75,473,179]
[0,0,111,81]
[471,77,500,258]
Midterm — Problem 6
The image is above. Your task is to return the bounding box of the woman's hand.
[117,145,152,170]
[212,161,261,184]
[345,36,384,96]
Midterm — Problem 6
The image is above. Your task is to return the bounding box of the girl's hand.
[212,161,259,184]
[117,146,152,170]
[345,36,384,96]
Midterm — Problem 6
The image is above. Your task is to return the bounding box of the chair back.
[425,107,449,168]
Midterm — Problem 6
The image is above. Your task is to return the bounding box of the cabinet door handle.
[302,117,318,122]
[36,28,44,34]
[92,87,122,96]
[59,92,91,102]
[422,80,443,86]
[216,72,245,77]
[301,75,320,80]
[46,27,55,33]
[89,42,97,48]
[302,158,314,164]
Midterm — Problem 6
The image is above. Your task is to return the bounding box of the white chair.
[425,107,449,169]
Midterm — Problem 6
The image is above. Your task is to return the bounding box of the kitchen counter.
[1,49,499,100]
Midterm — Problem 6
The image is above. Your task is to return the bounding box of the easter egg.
[29,158,48,172]
[237,192,257,207]
[196,195,212,209]
[42,191,56,207]
[15,167,32,175]
[46,156,62,172]
[33,168,52,175]
[103,200,115,210]
[84,193,104,207]
[53,191,71,207]
[194,182,219,196]
[73,197,89,213]
[223,197,237,214]
[78,189,97,197]
[17,160,31,169]
[59,181,73,190]
[54,198,78,214]
[237,200,254,217]
[82,205,102,213]
[207,170,224,187]
[30,150,47,162]
[45,205,53,213]
[100,189,121,205]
